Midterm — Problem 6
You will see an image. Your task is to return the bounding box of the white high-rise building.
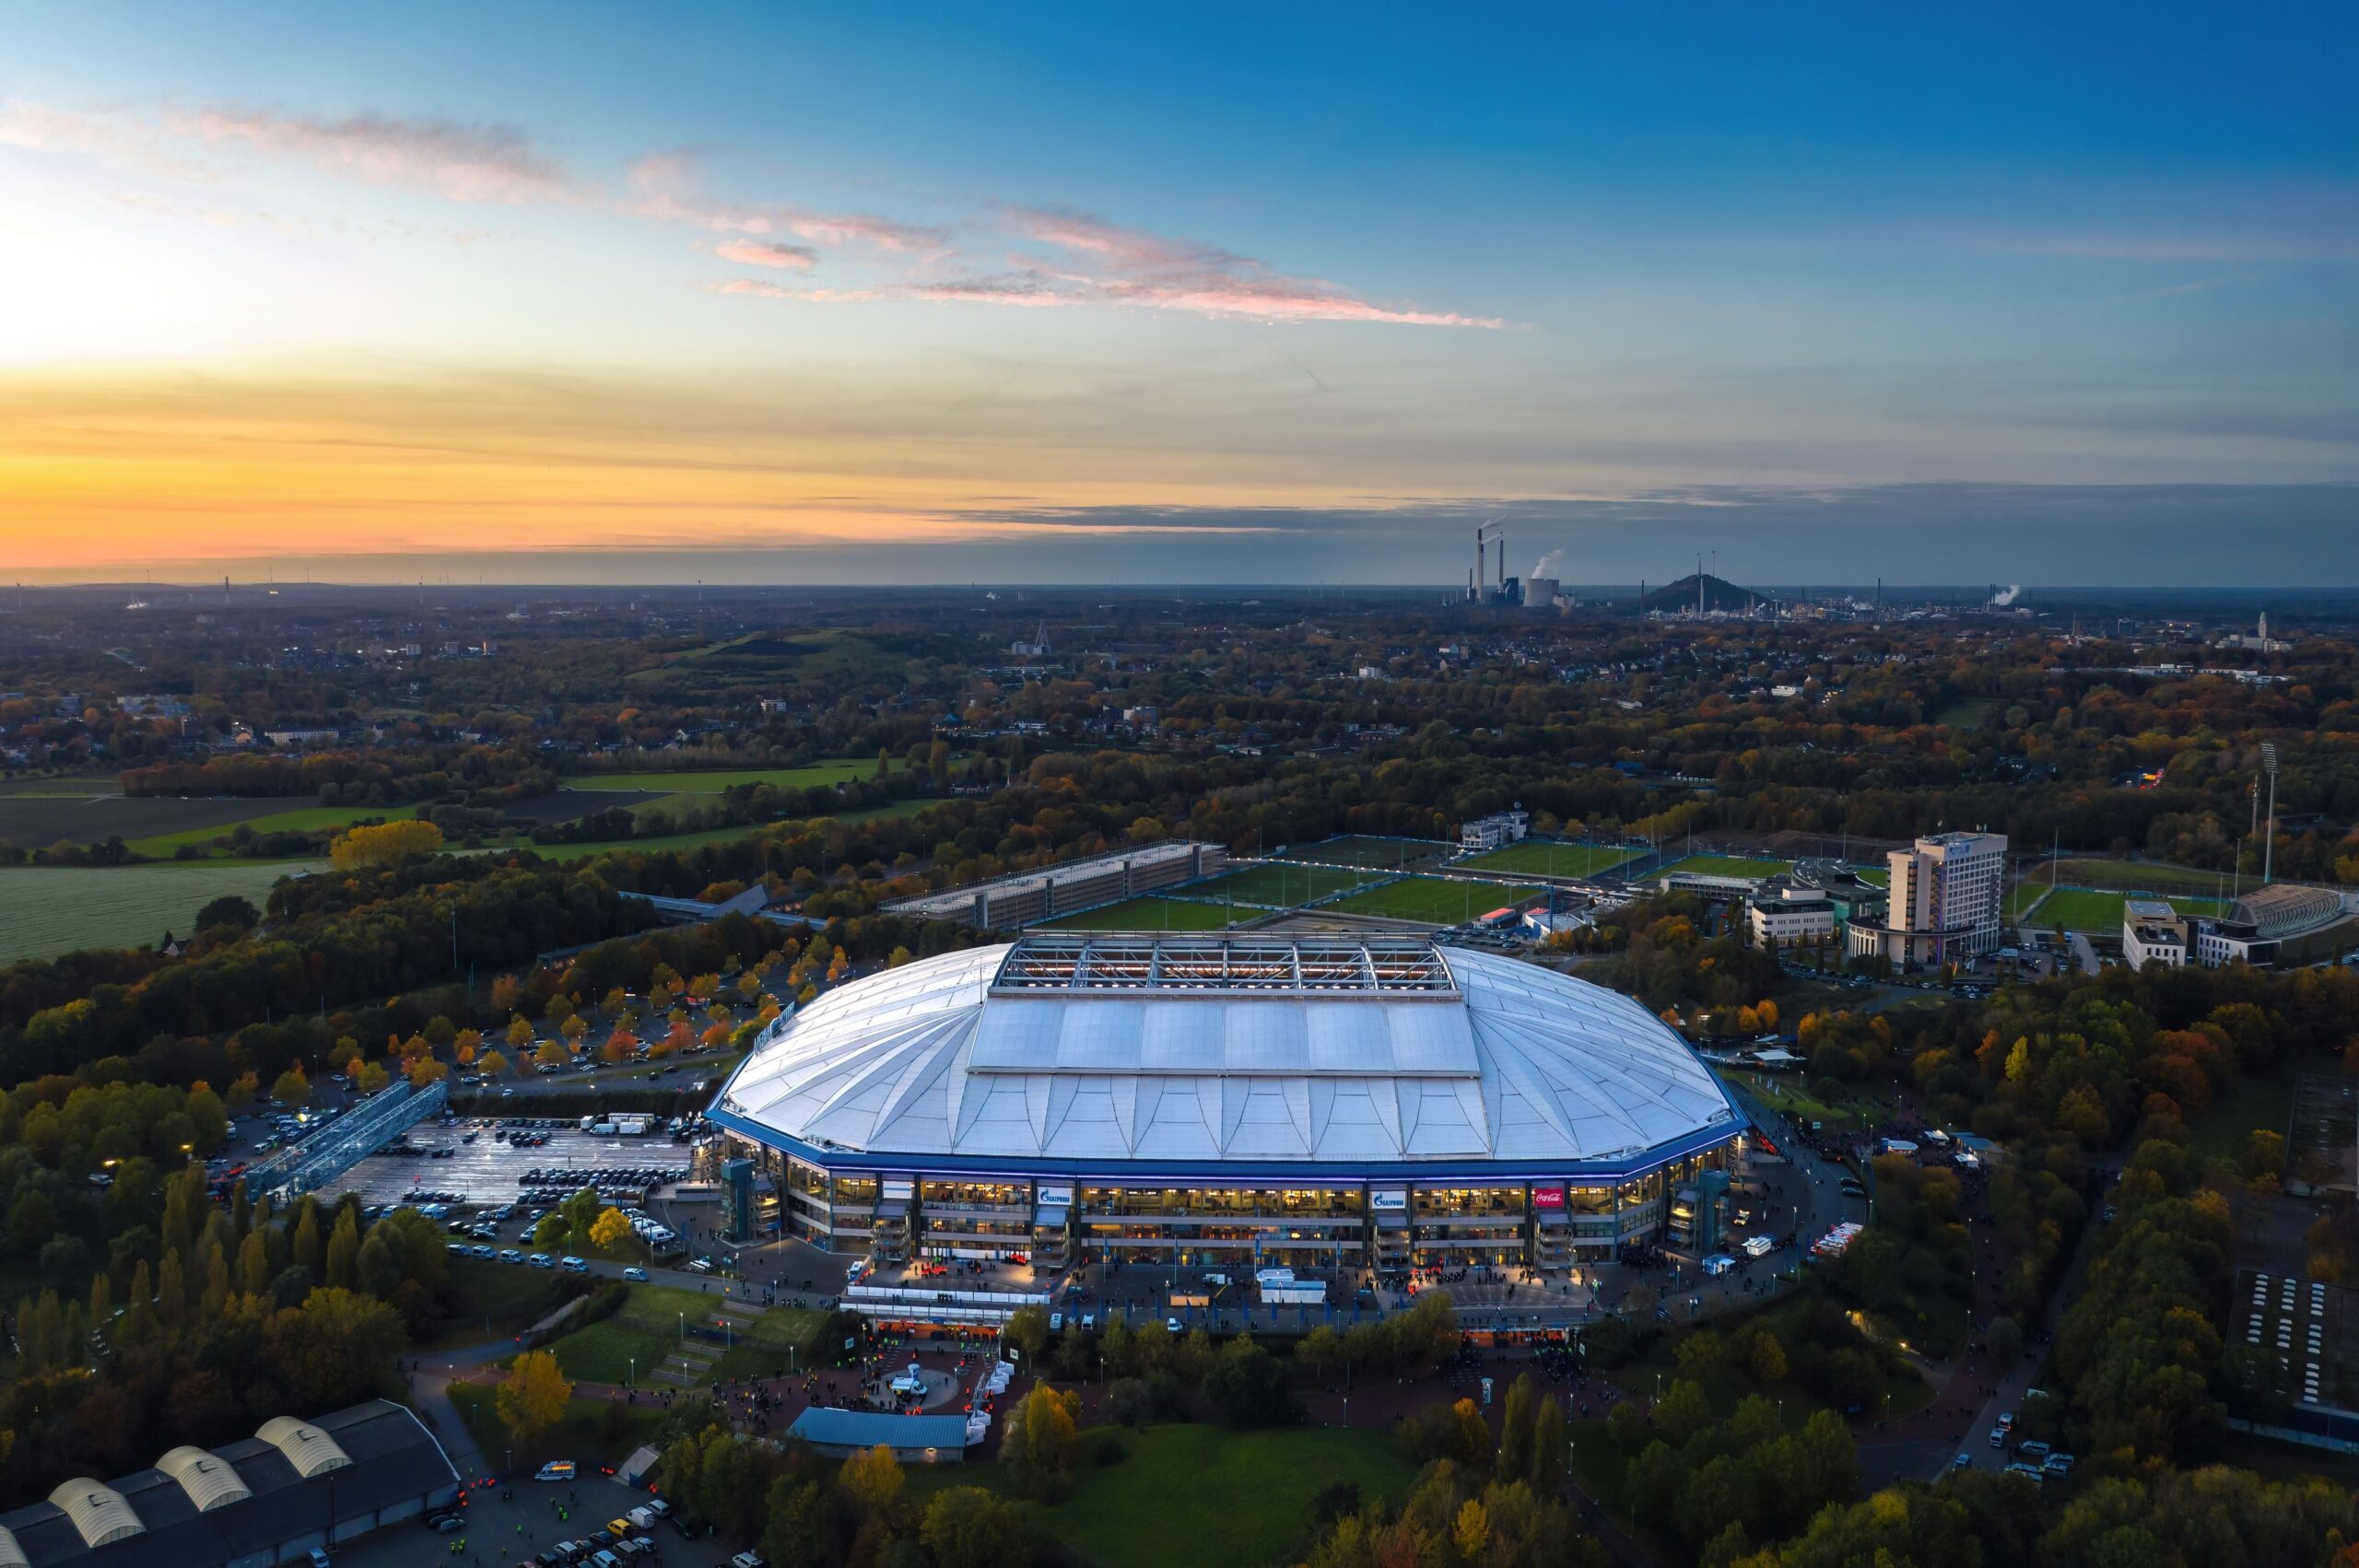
[1848,831,2008,971]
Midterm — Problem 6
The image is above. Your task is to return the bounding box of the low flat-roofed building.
[2122,899,2189,968]
[2192,883,2355,969]
[1459,810,1530,853]
[1745,880,1836,950]
[883,841,1226,930]
[785,1409,969,1462]
[0,1402,460,1568]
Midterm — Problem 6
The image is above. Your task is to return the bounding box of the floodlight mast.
[2260,743,2279,884]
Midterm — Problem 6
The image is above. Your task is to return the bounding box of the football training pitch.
[1275,836,1450,870]
[1325,876,1543,924]
[1186,863,1384,907]
[1458,841,1641,879]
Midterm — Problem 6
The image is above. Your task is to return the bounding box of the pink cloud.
[712,278,793,298]
[715,238,817,270]
[787,213,949,253]
[171,105,572,204]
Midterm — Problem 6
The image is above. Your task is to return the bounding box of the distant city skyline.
[3,4,2354,582]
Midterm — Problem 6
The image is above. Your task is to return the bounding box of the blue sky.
[1,2,2353,583]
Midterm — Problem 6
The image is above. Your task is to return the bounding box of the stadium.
[709,933,1744,1275]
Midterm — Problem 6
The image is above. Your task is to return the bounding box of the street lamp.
[2261,743,2280,885]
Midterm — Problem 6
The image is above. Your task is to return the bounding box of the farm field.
[1457,840,1641,878]
[1324,875,1543,925]
[2023,857,2238,895]
[1184,863,1383,907]
[1275,835,1449,870]
[123,802,406,859]
[1655,853,1791,882]
[2024,888,2228,932]
[0,775,120,797]
[562,757,900,793]
[0,792,295,849]
[1034,895,1252,932]
[0,860,318,963]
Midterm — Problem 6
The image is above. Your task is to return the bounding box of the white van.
[535,1460,576,1482]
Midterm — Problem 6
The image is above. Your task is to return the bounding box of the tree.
[194,895,260,932]
[1986,1316,2024,1374]
[498,1349,574,1448]
[479,1050,509,1078]
[354,1060,390,1094]
[839,1443,904,1519]
[1004,1305,1050,1365]
[406,1057,448,1088]
[1497,1372,1536,1482]
[920,1488,1027,1568]
[1531,1392,1567,1495]
[1003,1382,1081,1499]
[271,1063,311,1106]
[1204,1335,1294,1429]
[589,1207,634,1252]
[534,1039,568,1071]
[506,1016,536,1050]
[330,819,444,869]
[602,1028,640,1065]
[324,1206,360,1290]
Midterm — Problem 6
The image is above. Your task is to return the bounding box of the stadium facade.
[710,935,1744,1272]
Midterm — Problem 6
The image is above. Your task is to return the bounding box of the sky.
[3,2,2355,587]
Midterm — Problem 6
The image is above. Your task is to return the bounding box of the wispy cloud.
[714,238,817,270]
[719,204,1497,326]
[786,213,948,253]
[1940,223,2359,263]
[170,105,573,204]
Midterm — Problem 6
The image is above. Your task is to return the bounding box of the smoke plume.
[1531,549,1565,579]
[1991,584,2022,606]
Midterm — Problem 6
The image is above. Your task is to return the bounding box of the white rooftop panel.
[718,939,1735,1165]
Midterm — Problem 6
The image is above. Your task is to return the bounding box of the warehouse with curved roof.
[711,935,1744,1271]
[0,1402,459,1568]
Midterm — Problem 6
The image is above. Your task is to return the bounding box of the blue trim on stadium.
[701,1102,1744,1188]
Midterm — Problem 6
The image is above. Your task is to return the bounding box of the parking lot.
[335,1471,706,1568]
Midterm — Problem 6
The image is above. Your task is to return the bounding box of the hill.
[1637,573,1773,614]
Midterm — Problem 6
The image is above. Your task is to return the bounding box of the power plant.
[1465,522,1565,609]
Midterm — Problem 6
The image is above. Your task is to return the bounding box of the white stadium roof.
[716,936,1738,1174]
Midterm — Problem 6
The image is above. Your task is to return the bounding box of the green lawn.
[2022,857,2236,895]
[913,1424,1419,1568]
[1458,841,1641,879]
[2025,888,2227,932]
[1935,698,2001,728]
[706,1305,825,1382]
[124,802,403,859]
[1275,836,1449,870]
[563,759,897,793]
[1324,876,1542,925]
[1716,1068,1898,1134]
[424,1258,579,1350]
[0,860,321,964]
[2006,882,2051,921]
[1856,867,1889,887]
[1034,896,1253,931]
[542,1316,679,1386]
[1183,863,1384,907]
[1655,854,1790,883]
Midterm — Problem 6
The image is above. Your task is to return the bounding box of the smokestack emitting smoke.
[1992,584,2022,607]
[1532,549,1565,579]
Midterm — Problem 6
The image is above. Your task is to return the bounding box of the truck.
[614,1115,651,1136]
[579,1115,597,1131]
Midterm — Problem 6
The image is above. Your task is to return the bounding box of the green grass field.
[1324,876,1542,925]
[2023,857,2236,895]
[1856,866,1889,887]
[2026,888,2227,931]
[1275,836,1449,870]
[1457,841,1641,879]
[123,802,402,859]
[1935,697,2001,728]
[1655,854,1791,882]
[909,1424,1418,1568]
[1035,896,1252,931]
[563,758,898,793]
[706,1304,825,1382]
[0,860,319,963]
[542,1316,678,1386]
[1184,863,1383,907]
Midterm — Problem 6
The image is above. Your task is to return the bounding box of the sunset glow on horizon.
[4,4,2354,584]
